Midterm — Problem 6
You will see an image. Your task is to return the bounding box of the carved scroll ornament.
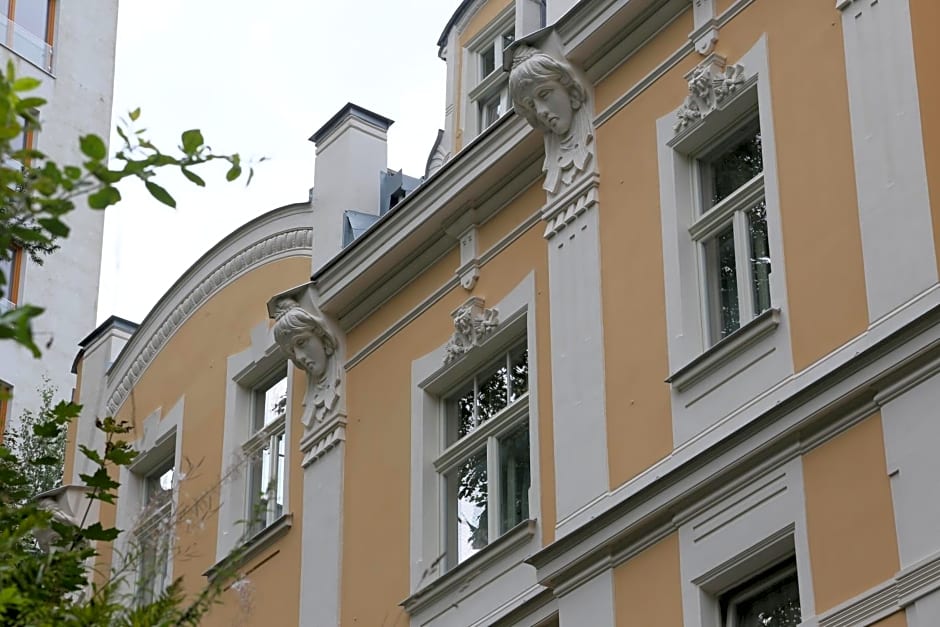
[444,298,499,365]
[674,54,746,133]
[272,297,342,428]
[509,45,595,199]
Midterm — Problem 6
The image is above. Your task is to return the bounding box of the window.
[0,245,23,313]
[437,344,529,568]
[0,0,54,71]
[0,382,10,441]
[466,12,514,136]
[691,115,771,345]
[243,371,287,536]
[134,460,174,605]
[719,559,801,627]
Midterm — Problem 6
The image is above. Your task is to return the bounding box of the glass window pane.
[253,374,287,432]
[14,0,48,41]
[145,465,173,507]
[273,433,285,520]
[702,119,763,209]
[447,382,476,443]
[447,450,488,565]
[509,347,528,402]
[477,359,509,423]
[247,456,264,534]
[705,223,740,342]
[502,31,515,49]
[748,200,772,316]
[733,572,801,627]
[480,46,496,80]
[481,96,501,129]
[499,423,530,534]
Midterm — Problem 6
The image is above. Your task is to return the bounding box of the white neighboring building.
[0,1,120,437]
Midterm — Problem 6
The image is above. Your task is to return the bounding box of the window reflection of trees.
[446,346,530,566]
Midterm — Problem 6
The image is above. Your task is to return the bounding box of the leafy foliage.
[0,60,254,357]
[0,63,254,624]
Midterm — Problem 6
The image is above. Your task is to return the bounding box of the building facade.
[66,0,940,626]
[0,0,120,436]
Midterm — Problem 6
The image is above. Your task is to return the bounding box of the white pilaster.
[839,0,937,322]
[556,568,616,627]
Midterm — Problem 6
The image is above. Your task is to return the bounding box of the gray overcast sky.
[98,0,458,323]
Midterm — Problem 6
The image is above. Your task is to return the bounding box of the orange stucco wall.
[613,533,684,627]
[803,413,900,613]
[908,0,940,277]
[340,182,554,625]
[93,255,310,625]
[874,612,909,627]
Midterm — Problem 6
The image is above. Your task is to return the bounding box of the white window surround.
[409,273,542,604]
[657,36,794,446]
[677,455,816,627]
[114,401,183,603]
[462,5,515,141]
[216,322,294,562]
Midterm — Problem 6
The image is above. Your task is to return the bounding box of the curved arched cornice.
[104,203,313,417]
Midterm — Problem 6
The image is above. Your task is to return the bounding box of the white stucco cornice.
[312,0,689,330]
[104,203,313,417]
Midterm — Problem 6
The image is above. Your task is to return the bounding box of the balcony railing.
[0,14,52,72]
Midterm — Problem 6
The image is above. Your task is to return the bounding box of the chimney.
[309,103,394,272]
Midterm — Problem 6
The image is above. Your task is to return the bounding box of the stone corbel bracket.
[673,53,746,133]
[443,297,499,365]
[267,282,347,467]
[507,32,597,205]
[691,0,719,55]
[445,206,482,291]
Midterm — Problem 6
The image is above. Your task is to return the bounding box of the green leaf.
[32,421,60,438]
[145,180,176,207]
[79,468,119,492]
[129,106,141,121]
[225,164,242,182]
[12,76,40,91]
[18,96,46,110]
[180,167,205,187]
[82,522,120,542]
[64,165,81,180]
[181,129,203,155]
[79,134,107,160]
[78,444,104,466]
[87,185,121,209]
[30,455,60,466]
[37,218,69,238]
[53,400,82,420]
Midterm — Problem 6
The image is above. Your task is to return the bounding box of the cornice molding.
[105,216,313,416]
[527,301,940,593]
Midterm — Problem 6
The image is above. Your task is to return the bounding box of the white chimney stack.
[309,103,393,272]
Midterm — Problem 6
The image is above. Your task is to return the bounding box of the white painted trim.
[838,0,937,322]
[528,296,940,591]
[344,206,542,370]
[817,550,940,627]
[216,322,294,562]
[407,273,544,625]
[105,204,312,417]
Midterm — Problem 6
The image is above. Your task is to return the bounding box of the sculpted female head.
[273,298,337,381]
[509,46,587,137]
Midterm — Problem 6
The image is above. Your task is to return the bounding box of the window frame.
[243,369,288,536]
[687,113,770,345]
[0,0,56,72]
[463,6,515,139]
[435,344,531,570]
[0,245,23,312]
[133,456,175,606]
[718,558,801,627]
[408,275,542,602]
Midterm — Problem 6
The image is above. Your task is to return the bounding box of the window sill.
[667,308,780,392]
[401,519,536,615]
[203,513,292,582]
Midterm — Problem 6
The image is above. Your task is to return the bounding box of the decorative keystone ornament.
[444,297,499,365]
[509,44,595,199]
[674,53,746,133]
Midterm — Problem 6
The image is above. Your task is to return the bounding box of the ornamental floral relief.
[443,297,499,365]
[674,54,746,133]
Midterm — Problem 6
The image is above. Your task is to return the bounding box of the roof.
[309,103,395,145]
[70,315,139,374]
[437,0,476,53]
